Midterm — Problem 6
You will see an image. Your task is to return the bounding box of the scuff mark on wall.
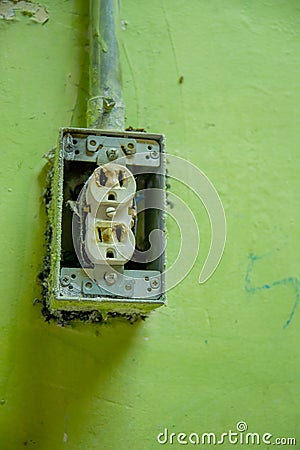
[245,253,300,329]
[0,0,48,24]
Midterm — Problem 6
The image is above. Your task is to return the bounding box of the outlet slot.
[106,249,115,259]
[118,170,124,187]
[115,224,123,242]
[99,168,108,186]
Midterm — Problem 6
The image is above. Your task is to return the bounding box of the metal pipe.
[87,0,125,130]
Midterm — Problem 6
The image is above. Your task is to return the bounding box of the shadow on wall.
[1,163,141,449]
[4,300,140,448]
[0,2,138,447]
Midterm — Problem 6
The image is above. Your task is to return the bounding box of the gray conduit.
[87,0,125,130]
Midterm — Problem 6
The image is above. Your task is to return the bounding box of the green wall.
[1,1,299,448]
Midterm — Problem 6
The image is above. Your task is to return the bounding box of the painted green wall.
[1,1,299,449]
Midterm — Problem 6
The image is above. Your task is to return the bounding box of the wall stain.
[245,253,300,329]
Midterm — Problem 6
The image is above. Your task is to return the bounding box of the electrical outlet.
[45,127,166,319]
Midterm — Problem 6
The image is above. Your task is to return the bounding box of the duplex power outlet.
[45,127,166,320]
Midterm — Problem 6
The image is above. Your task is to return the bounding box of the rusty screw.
[61,275,70,287]
[107,148,118,161]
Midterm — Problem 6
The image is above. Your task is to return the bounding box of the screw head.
[61,275,70,287]
[106,206,116,218]
[103,97,115,111]
[104,272,117,285]
[65,134,74,152]
[150,150,159,159]
[150,278,159,289]
[106,148,118,161]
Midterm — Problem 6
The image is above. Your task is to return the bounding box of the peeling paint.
[121,19,128,31]
[0,0,48,24]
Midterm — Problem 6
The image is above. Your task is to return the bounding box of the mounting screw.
[150,150,159,159]
[104,272,117,285]
[106,148,118,161]
[61,275,70,287]
[150,278,159,289]
[106,206,116,218]
[65,134,74,153]
[103,97,115,111]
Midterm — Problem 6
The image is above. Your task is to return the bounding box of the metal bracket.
[60,268,162,300]
[63,133,160,167]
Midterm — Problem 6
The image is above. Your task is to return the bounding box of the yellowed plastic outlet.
[84,163,136,266]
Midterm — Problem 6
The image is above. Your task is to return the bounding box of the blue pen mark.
[245,253,300,329]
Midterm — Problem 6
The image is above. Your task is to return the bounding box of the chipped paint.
[0,0,48,23]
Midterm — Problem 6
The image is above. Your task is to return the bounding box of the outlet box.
[46,127,166,319]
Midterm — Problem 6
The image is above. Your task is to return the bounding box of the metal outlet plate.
[63,133,160,166]
[60,268,162,300]
[48,127,166,315]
